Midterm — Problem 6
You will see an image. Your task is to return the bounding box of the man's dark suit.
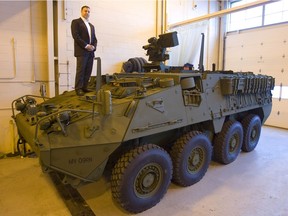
[71,17,97,92]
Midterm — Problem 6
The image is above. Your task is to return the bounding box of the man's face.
[81,7,90,19]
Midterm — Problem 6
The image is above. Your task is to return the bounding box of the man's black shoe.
[82,88,92,93]
[76,89,85,96]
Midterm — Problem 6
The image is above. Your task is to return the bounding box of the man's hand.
[85,44,95,51]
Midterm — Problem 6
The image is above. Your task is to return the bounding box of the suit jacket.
[71,18,97,57]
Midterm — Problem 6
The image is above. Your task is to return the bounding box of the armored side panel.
[124,85,187,141]
[13,91,135,183]
[202,72,273,132]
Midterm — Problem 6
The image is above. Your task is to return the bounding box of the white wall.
[167,0,216,24]
[166,0,220,71]
[0,1,49,154]
[57,0,156,93]
[0,0,156,154]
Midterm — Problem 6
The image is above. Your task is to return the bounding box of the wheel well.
[225,108,264,124]
[105,139,140,174]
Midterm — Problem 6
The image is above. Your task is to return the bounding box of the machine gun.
[142,31,206,73]
[142,31,179,71]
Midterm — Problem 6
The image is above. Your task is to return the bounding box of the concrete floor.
[0,126,288,216]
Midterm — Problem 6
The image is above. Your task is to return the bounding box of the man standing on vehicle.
[71,5,97,96]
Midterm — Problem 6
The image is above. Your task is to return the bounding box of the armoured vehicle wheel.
[213,120,243,164]
[111,144,172,213]
[170,131,212,187]
[241,114,261,152]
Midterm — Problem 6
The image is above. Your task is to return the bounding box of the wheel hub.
[188,147,204,173]
[142,173,155,188]
[251,127,257,140]
[134,163,162,198]
[229,135,238,152]
[192,153,200,165]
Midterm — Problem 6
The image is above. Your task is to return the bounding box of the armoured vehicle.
[12,32,274,213]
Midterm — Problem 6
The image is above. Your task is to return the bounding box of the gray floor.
[0,126,288,216]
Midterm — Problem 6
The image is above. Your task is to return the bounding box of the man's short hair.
[81,5,90,11]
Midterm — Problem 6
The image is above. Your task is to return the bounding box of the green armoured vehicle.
[12,32,274,213]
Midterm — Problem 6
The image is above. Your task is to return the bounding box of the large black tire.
[128,57,141,72]
[213,120,243,164]
[137,57,147,72]
[170,131,212,187]
[111,144,172,213]
[122,61,133,73]
[241,114,262,152]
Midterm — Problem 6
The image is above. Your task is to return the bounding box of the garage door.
[224,23,288,129]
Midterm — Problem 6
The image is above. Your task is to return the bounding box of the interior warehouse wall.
[0,0,156,154]
[167,0,221,71]
[0,1,50,154]
[58,0,156,93]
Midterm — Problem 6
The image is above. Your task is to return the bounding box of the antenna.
[198,33,205,72]
[95,57,102,92]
